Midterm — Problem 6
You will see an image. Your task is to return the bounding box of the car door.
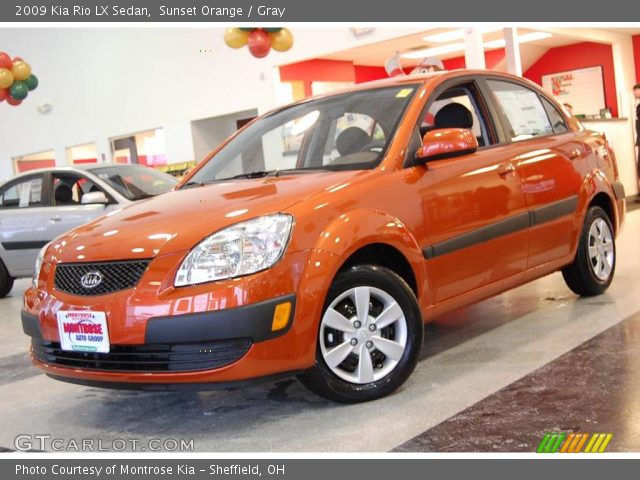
[46,172,111,242]
[417,79,529,303]
[0,173,50,276]
[485,79,584,267]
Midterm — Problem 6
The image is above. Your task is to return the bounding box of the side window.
[540,97,569,134]
[487,80,553,141]
[0,176,43,209]
[420,84,491,147]
[322,112,384,166]
[52,174,103,205]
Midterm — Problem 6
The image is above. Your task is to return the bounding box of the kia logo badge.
[80,271,103,289]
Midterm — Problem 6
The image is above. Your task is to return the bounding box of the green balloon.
[24,74,38,91]
[264,28,282,33]
[239,27,254,32]
[9,81,28,100]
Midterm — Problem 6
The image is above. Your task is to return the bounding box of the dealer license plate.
[56,311,110,353]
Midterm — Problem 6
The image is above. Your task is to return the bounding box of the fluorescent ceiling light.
[402,32,553,59]
[423,28,501,44]
[484,31,552,49]
[401,42,465,59]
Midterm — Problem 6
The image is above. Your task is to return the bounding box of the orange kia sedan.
[22,71,625,402]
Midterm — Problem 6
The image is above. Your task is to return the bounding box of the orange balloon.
[0,67,14,89]
[11,61,31,81]
[269,28,294,52]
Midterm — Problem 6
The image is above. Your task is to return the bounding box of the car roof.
[265,69,538,113]
[1,163,143,185]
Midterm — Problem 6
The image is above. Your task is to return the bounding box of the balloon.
[0,52,11,69]
[13,56,23,62]
[264,28,282,33]
[9,81,28,100]
[25,74,38,91]
[270,28,294,52]
[6,96,21,106]
[0,88,8,102]
[0,68,13,89]
[223,28,250,49]
[12,61,31,81]
[239,28,254,32]
[247,30,271,58]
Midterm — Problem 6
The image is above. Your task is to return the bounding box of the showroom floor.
[1,210,639,453]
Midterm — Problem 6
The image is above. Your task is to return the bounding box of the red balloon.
[0,88,8,102]
[0,52,11,69]
[247,30,271,58]
[7,96,22,106]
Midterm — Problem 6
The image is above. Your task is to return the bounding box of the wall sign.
[541,66,606,117]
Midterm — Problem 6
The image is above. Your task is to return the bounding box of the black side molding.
[423,195,579,260]
[3,240,49,251]
[21,311,42,338]
[612,180,625,200]
[145,294,296,344]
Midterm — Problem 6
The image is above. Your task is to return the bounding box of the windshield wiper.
[180,180,205,190]
[219,170,277,181]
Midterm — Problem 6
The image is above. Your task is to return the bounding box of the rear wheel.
[0,260,14,298]
[562,206,615,297]
[299,265,423,403]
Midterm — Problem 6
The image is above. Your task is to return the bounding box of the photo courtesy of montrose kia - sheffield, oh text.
[20,4,287,18]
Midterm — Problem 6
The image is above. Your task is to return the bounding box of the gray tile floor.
[1,211,639,452]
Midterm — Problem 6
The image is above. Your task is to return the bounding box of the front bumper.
[21,248,341,387]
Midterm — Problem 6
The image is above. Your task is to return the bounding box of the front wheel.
[562,206,616,297]
[299,265,423,403]
[0,260,14,298]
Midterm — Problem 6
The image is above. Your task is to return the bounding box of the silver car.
[0,163,178,297]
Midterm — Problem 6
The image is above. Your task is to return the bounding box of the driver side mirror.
[415,128,478,164]
[81,191,109,205]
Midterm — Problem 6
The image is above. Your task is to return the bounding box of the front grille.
[32,338,252,372]
[54,260,150,296]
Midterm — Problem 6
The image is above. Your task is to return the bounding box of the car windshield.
[89,165,178,201]
[184,85,418,186]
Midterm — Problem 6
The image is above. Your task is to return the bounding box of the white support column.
[504,28,522,76]
[464,28,486,70]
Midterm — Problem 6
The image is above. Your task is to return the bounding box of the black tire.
[562,206,616,297]
[299,264,423,403]
[0,260,14,298]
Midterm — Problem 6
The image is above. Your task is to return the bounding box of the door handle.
[497,163,516,177]
[49,216,62,223]
[569,148,582,159]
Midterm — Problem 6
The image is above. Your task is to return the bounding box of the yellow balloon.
[270,29,294,52]
[11,61,31,81]
[224,28,250,49]
[0,67,14,89]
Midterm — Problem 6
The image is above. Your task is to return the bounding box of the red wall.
[634,35,640,83]
[280,59,356,96]
[16,159,55,173]
[524,42,618,117]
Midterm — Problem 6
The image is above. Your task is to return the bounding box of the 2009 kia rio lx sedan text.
[22,71,625,402]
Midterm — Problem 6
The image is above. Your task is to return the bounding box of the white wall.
[0,27,424,179]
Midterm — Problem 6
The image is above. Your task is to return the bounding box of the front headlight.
[174,213,293,287]
[33,243,49,288]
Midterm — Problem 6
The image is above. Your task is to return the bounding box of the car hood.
[48,170,365,263]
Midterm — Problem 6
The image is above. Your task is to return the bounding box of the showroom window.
[487,80,553,141]
[0,176,43,209]
[110,128,168,167]
[12,150,56,174]
[540,97,569,134]
[66,143,98,165]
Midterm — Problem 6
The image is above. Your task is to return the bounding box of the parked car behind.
[0,163,177,296]
[22,71,625,402]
